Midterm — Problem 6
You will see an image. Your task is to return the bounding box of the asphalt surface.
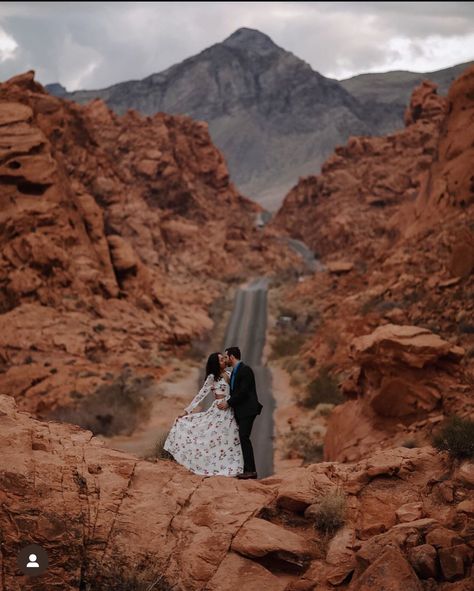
[223,278,274,478]
[287,238,325,272]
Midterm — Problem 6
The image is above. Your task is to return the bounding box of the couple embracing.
[164,347,263,479]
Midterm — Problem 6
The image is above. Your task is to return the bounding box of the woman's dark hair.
[206,352,222,380]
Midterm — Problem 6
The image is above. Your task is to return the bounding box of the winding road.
[214,240,321,478]
[106,240,318,477]
[223,278,274,479]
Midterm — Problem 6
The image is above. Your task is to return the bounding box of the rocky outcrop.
[272,75,447,260]
[0,71,295,416]
[407,65,474,231]
[324,324,470,462]
[271,66,474,462]
[1,393,473,590]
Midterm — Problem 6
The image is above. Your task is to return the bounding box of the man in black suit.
[217,346,263,479]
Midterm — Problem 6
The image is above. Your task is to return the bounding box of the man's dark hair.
[225,346,241,360]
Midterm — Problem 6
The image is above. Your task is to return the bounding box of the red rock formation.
[0,394,472,590]
[271,65,474,462]
[411,67,474,222]
[324,324,470,462]
[272,76,447,260]
[0,71,296,416]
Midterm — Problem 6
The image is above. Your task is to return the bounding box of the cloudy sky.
[0,2,473,91]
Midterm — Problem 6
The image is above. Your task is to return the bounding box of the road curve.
[287,238,325,272]
[223,278,274,478]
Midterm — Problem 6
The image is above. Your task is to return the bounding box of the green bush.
[432,415,474,459]
[300,366,343,408]
[312,490,346,535]
[284,429,324,464]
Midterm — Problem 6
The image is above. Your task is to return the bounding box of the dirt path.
[104,363,201,457]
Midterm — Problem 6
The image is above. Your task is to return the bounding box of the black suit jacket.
[227,363,263,419]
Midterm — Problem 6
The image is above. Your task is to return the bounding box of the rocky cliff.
[0,70,295,418]
[271,65,474,463]
[0,393,472,590]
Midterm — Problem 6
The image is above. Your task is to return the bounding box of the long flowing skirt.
[164,400,244,476]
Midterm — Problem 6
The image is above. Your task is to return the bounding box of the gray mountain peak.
[222,27,280,54]
[46,30,471,210]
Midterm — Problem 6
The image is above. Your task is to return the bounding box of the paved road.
[107,277,274,478]
[223,278,274,478]
[287,238,325,272]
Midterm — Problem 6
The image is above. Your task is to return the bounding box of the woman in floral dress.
[163,352,244,477]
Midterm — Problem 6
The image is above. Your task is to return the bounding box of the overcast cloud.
[0,2,473,91]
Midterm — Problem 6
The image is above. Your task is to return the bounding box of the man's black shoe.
[236,471,258,479]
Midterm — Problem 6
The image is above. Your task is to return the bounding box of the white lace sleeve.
[184,374,215,413]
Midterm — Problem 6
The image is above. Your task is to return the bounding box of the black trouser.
[236,414,257,473]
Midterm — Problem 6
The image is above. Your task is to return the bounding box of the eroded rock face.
[0,71,296,416]
[1,394,473,590]
[270,65,474,464]
[271,77,447,260]
[412,66,474,223]
[324,324,467,462]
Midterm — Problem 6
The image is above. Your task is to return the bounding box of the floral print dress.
[163,373,244,477]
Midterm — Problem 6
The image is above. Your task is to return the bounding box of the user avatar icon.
[17,544,48,576]
[27,554,39,568]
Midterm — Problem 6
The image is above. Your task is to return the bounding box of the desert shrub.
[79,555,171,590]
[49,368,154,436]
[432,415,474,460]
[283,357,304,374]
[376,300,404,312]
[360,294,384,315]
[315,403,334,418]
[312,490,346,535]
[284,428,324,464]
[300,366,343,408]
[360,295,405,316]
[149,431,174,461]
[271,332,306,359]
[458,323,474,334]
[289,370,307,389]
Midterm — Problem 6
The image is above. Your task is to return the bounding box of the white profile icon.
[27,554,39,568]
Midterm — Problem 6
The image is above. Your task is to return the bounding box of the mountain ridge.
[45,28,472,209]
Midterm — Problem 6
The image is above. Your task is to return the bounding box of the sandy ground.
[269,363,305,473]
[102,362,202,458]
[263,291,305,474]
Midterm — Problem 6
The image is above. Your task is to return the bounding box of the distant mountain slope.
[46,29,471,210]
[340,60,473,104]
